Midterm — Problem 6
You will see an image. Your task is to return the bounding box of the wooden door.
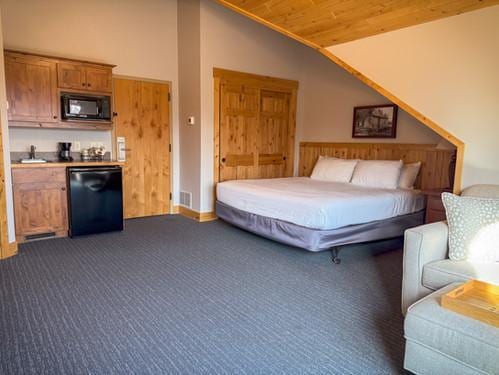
[57,62,86,90]
[114,78,170,218]
[258,90,291,178]
[86,66,112,92]
[219,83,259,181]
[5,53,58,122]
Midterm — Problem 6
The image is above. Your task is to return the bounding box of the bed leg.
[331,247,341,265]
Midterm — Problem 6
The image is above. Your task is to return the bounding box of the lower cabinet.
[12,168,68,242]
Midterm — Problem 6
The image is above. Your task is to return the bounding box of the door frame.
[112,75,174,215]
[213,68,298,200]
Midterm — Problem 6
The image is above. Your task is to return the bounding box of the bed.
[216,177,425,261]
[215,142,456,263]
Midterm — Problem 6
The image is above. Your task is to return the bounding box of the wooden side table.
[422,188,451,224]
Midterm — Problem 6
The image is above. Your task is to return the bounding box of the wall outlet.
[73,141,81,151]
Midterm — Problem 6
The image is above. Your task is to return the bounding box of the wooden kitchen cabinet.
[5,52,59,123]
[12,168,68,242]
[57,62,112,93]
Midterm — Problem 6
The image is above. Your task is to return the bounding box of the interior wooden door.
[258,90,291,178]
[114,78,170,219]
[219,83,260,182]
[217,70,297,182]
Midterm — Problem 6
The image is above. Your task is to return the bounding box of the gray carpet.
[0,215,406,374]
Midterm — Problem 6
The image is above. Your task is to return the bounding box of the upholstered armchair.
[402,184,499,314]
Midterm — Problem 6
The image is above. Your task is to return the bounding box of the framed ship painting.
[352,104,398,138]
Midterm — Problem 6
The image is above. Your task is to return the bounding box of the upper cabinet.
[57,62,112,93]
[4,50,115,129]
[5,52,59,123]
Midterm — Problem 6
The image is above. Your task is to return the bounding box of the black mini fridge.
[67,166,124,237]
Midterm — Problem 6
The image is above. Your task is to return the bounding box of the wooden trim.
[213,76,221,206]
[215,0,465,193]
[112,74,171,85]
[213,67,299,90]
[179,206,217,222]
[4,49,116,67]
[299,142,456,191]
[171,205,180,214]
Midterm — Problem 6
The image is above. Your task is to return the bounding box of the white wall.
[198,1,442,212]
[1,0,180,201]
[329,6,499,188]
[0,9,15,242]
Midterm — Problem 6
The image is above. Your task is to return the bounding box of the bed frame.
[217,142,456,264]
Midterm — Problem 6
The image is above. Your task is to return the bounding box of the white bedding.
[217,177,425,230]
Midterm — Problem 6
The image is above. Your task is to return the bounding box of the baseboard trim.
[178,206,217,222]
[171,205,180,214]
[0,241,18,260]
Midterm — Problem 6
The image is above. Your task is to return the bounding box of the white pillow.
[398,162,422,189]
[351,160,403,189]
[310,156,358,183]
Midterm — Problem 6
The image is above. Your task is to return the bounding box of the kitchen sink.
[19,159,49,164]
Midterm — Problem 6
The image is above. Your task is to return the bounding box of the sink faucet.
[29,145,36,160]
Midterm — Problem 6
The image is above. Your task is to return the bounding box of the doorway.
[113,77,171,219]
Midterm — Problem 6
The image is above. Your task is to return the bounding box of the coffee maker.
[58,142,73,161]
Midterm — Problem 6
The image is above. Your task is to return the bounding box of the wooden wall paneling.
[114,77,170,219]
[298,142,455,190]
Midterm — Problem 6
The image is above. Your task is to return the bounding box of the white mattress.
[217,177,425,230]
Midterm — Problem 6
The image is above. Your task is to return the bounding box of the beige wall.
[0,9,15,242]
[329,6,499,188]
[178,0,202,210]
[198,1,442,212]
[0,0,180,201]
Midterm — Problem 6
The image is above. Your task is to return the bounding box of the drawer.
[427,196,445,212]
[12,167,66,184]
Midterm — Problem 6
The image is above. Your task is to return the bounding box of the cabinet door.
[57,62,87,90]
[13,182,68,238]
[5,53,58,122]
[85,66,112,92]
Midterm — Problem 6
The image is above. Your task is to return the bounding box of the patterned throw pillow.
[442,193,499,262]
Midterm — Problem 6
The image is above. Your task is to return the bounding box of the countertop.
[11,160,125,169]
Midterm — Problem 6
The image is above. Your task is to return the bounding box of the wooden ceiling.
[218,0,499,47]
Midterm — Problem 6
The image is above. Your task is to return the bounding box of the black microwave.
[61,93,111,121]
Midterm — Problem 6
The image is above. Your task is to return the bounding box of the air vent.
[179,191,192,208]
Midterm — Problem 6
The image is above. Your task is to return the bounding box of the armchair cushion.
[442,193,499,262]
[423,259,499,291]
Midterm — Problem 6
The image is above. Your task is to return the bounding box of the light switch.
[187,116,195,125]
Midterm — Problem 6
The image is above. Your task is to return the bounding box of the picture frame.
[352,104,398,138]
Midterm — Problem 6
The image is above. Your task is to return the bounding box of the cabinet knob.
[221,158,226,163]
[53,115,58,119]
[82,83,86,86]
[61,187,66,191]
[87,83,92,87]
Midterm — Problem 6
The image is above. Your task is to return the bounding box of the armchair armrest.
[401,221,449,314]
